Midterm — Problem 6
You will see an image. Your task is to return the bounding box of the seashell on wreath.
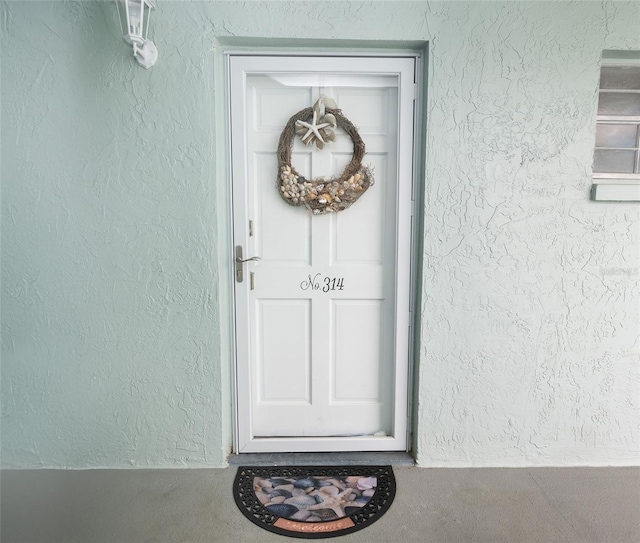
[276,96,374,214]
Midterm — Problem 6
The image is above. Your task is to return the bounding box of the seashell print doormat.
[233,466,396,539]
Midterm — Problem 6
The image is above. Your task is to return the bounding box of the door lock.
[235,245,261,283]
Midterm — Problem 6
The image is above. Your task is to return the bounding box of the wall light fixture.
[116,0,158,69]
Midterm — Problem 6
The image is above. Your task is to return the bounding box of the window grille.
[594,66,640,176]
[591,52,640,201]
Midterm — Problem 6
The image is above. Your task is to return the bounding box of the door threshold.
[228,451,415,466]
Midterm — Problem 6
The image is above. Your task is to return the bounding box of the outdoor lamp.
[116,0,158,69]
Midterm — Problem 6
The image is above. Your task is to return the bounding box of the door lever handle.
[235,246,260,283]
[236,255,261,263]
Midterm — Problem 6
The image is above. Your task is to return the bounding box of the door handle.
[235,246,260,283]
[236,256,261,263]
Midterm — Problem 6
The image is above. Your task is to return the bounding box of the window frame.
[591,52,640,202]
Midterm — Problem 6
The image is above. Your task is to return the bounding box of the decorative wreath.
[277,97,374,214]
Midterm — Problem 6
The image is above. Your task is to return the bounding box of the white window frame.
[591,51,640,202]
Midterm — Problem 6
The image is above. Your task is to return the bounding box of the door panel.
[332,299,385,402]
[229,55,416,452]
[258,299,311,403]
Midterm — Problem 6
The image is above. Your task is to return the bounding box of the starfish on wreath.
[295,96,338,150]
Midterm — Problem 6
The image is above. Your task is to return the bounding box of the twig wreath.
[277,96,374,214]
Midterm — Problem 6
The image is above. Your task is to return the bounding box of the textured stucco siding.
[1,1,638,468]
[416,2,640,466]
[1,0,227,467]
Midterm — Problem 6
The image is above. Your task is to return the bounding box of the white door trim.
[227,53,419,454]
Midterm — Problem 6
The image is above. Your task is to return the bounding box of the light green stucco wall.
[2,1,639,468]
[1,0,229,468]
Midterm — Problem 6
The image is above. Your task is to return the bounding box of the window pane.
[600,66,640,90]
[598,92,640,116]
[593,149,637,173]
[595,124,638,148]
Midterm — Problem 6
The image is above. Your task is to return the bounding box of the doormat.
[233,465,396,539]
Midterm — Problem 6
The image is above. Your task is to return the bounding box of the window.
[591,51,640,201]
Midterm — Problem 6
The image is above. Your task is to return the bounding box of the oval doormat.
[233,465,396,539]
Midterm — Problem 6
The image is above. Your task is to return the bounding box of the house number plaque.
[300,273,345,292]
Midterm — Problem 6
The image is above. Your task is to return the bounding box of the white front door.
[229,55,417,453]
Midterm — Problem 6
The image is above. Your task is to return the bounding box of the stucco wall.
[1,1,638,468]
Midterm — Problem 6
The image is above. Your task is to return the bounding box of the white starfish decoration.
[295,110,333,146]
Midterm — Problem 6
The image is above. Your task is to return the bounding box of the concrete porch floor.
[1,466,639,543]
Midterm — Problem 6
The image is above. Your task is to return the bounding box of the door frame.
[223,46,426,456]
